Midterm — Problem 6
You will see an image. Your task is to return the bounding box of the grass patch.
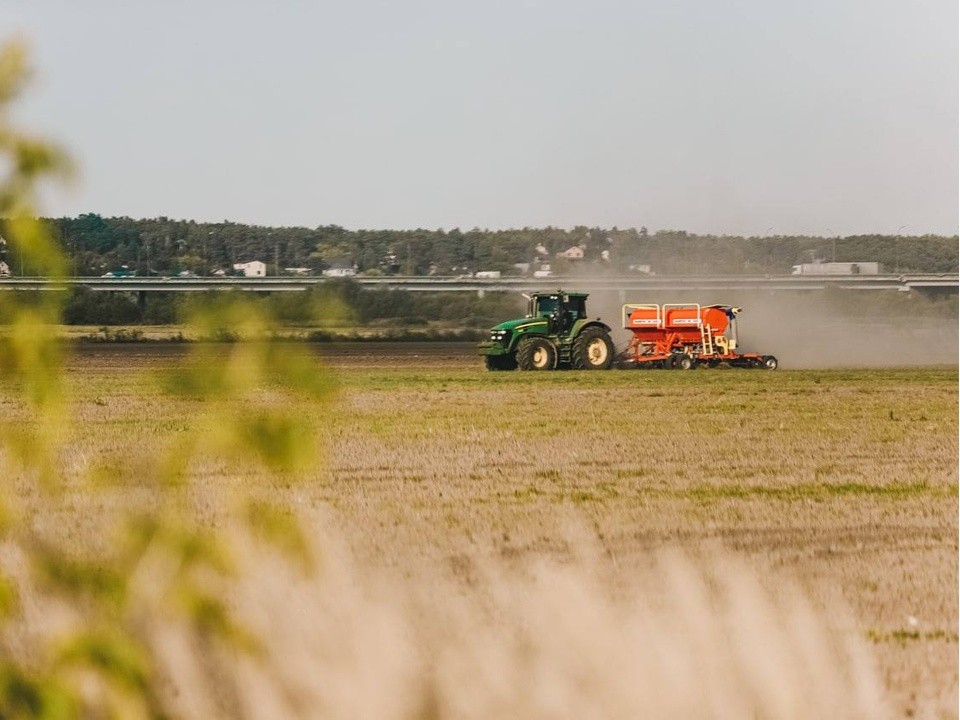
[672,481,953,503]
[867,629,959,644]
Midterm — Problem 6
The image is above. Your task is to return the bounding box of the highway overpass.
[0,274,956,295]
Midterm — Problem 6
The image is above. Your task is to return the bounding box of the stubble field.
[10,343,957,718]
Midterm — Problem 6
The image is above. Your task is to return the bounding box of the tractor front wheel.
[517,337,558,371]
[571,327,615,370]
[485,354,518,371]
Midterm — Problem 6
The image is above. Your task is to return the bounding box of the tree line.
[1,214,956,276]
[54,282,524,328]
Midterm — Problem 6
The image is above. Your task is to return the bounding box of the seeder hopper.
[618,303,778,369]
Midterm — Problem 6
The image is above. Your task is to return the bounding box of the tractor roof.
[532,290,589,298]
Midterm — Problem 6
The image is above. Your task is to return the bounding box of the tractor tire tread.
[516,336,557,371]
[571,327,615,370]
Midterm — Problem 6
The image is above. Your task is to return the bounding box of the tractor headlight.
[490,329,510,345]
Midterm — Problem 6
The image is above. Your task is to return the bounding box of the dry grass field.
[5,344,956,718]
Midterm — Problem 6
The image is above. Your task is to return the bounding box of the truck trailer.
[791,262,882,276]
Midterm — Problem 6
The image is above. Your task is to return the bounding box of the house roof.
[326,259,355,269]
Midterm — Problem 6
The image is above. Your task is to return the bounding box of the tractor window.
[535,296,558,316]
[566,297,586,319]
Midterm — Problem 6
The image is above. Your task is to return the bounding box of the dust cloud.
[581,287,958,369]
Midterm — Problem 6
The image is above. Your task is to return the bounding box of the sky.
[2,0,957,235]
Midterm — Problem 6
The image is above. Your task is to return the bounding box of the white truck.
[791,262,882,276]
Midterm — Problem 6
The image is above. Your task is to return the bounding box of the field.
[8,343,958,718]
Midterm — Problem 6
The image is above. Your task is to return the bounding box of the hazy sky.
[2,0,957,235]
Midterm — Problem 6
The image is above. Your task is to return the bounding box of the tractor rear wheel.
[517,337,557,371]
[571,327,614,370]
[485,354,518,371]
[762,355,778,370]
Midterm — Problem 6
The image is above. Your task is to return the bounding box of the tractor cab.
[527,292,589,335]
[528,291,588,318]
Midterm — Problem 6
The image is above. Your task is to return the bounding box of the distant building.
[233,260,267,277]
[557,245,585,260]
[513,263,531,274]
[535,244,549,256]
[284,267,313,276]
[322,259,358,277]
[629,264,652,274]
[0,261,9,277]
[475,270,502,279]
[533,269,553,278]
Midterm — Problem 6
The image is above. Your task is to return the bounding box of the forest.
[1,214,956,277]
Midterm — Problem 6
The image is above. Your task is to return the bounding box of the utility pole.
[896,225,906,273]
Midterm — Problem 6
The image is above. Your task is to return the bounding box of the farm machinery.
[478,290,777,371]
[618,303,777,369]
[477,291,616,370]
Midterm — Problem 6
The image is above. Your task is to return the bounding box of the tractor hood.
[490,317,547,332]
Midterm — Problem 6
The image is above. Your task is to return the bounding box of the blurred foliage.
[0,39,332,718]
[0,42,71,487]
[160,293,335,479]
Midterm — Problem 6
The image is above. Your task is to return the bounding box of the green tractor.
[478,290,615,371]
